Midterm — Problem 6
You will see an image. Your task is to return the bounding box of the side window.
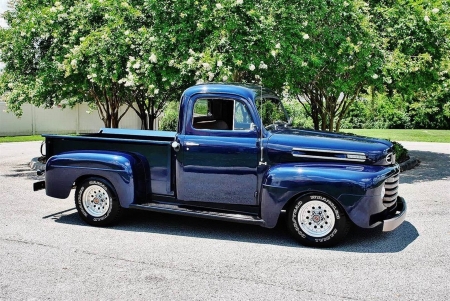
[190,98,254,131]
[192,98,231,130]
[233,101,254,130]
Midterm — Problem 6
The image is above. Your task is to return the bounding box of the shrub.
[392,141,409,163]
[159,101,180,131]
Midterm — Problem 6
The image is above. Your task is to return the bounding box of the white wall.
[0,102,142,136]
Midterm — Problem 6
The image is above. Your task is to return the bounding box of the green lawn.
[341,129,450,143]
[0,135,44,143]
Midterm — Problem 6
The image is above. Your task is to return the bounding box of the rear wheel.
[75,177,122,226]
[287,194,350,247]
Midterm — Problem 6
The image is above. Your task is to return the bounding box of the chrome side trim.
[185,142,200,146]
[292,148,366,162]
[291,154,366,162]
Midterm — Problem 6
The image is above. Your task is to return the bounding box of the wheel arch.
[259,163,371,228]
[45,150,145,208]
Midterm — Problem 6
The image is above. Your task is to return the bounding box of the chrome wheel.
[82,184,110,217]
[297,200,336,237]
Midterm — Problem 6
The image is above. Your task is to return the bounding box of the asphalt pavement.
[0,141,449,300]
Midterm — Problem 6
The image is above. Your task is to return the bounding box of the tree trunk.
[147,114,155,130]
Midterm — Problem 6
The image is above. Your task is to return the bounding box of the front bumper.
[382,196,407,232]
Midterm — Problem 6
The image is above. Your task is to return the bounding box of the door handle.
[171,141,180,152]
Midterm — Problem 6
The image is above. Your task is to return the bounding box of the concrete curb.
[399,156,420,172]
[29,157,46,172]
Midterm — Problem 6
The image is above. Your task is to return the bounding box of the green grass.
[0,135,44,143]
[341,129,450,143]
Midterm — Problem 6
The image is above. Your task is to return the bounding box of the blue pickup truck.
[34,83,407,247]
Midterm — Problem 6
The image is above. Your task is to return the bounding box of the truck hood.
[266,128,394,165]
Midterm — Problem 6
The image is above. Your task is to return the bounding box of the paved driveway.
[0,141,449,300]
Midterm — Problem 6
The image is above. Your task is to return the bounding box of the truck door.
[175,96,259,205]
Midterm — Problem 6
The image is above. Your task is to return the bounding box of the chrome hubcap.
[82,185,110,217]
[298,201,336,237]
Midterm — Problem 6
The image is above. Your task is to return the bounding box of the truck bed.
[43,128,177,196]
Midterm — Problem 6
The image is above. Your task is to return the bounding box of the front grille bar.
[383,173,399,207]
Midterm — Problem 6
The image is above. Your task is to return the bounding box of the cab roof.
[182,83,280,102]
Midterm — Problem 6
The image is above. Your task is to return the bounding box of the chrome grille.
[383,173,399,207]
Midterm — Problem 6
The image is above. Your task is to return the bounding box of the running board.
[129,203,265,226]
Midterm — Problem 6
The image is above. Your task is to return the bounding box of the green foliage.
[391,141,409,163]
[341,88,450,130]
[1,0,448,132]
[283,100,314,129]
[256,99,286,126]
[193,100,208,116]
[159,101,179,131]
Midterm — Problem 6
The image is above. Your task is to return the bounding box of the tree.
[2,0,447,132]
[122,0,283,129]
[0,0,144,127]
[371,0,450,129]
[267,0,384,132]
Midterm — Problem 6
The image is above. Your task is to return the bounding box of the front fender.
[260,163,399,228]
[45,151,149,208]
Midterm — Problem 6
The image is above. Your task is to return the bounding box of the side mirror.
[250,123,257,132]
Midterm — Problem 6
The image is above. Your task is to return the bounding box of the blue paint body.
[40,83,404,230]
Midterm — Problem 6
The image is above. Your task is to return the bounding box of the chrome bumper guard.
[382,196,407,232]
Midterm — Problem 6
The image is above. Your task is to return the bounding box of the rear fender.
[260,163,399,228]
[45,151,149,208]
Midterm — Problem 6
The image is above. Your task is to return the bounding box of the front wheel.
[287,194,350,247]
[75,177,122,226]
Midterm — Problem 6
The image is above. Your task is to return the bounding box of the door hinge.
[254,191,258,199]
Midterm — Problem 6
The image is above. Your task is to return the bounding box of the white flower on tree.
[216,3,223,9]
[249,64,255,71]
[202,62,211,70]
[149,53,157,63]
[303,33,309,40]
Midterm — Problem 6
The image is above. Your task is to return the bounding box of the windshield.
[256,98,290,129]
